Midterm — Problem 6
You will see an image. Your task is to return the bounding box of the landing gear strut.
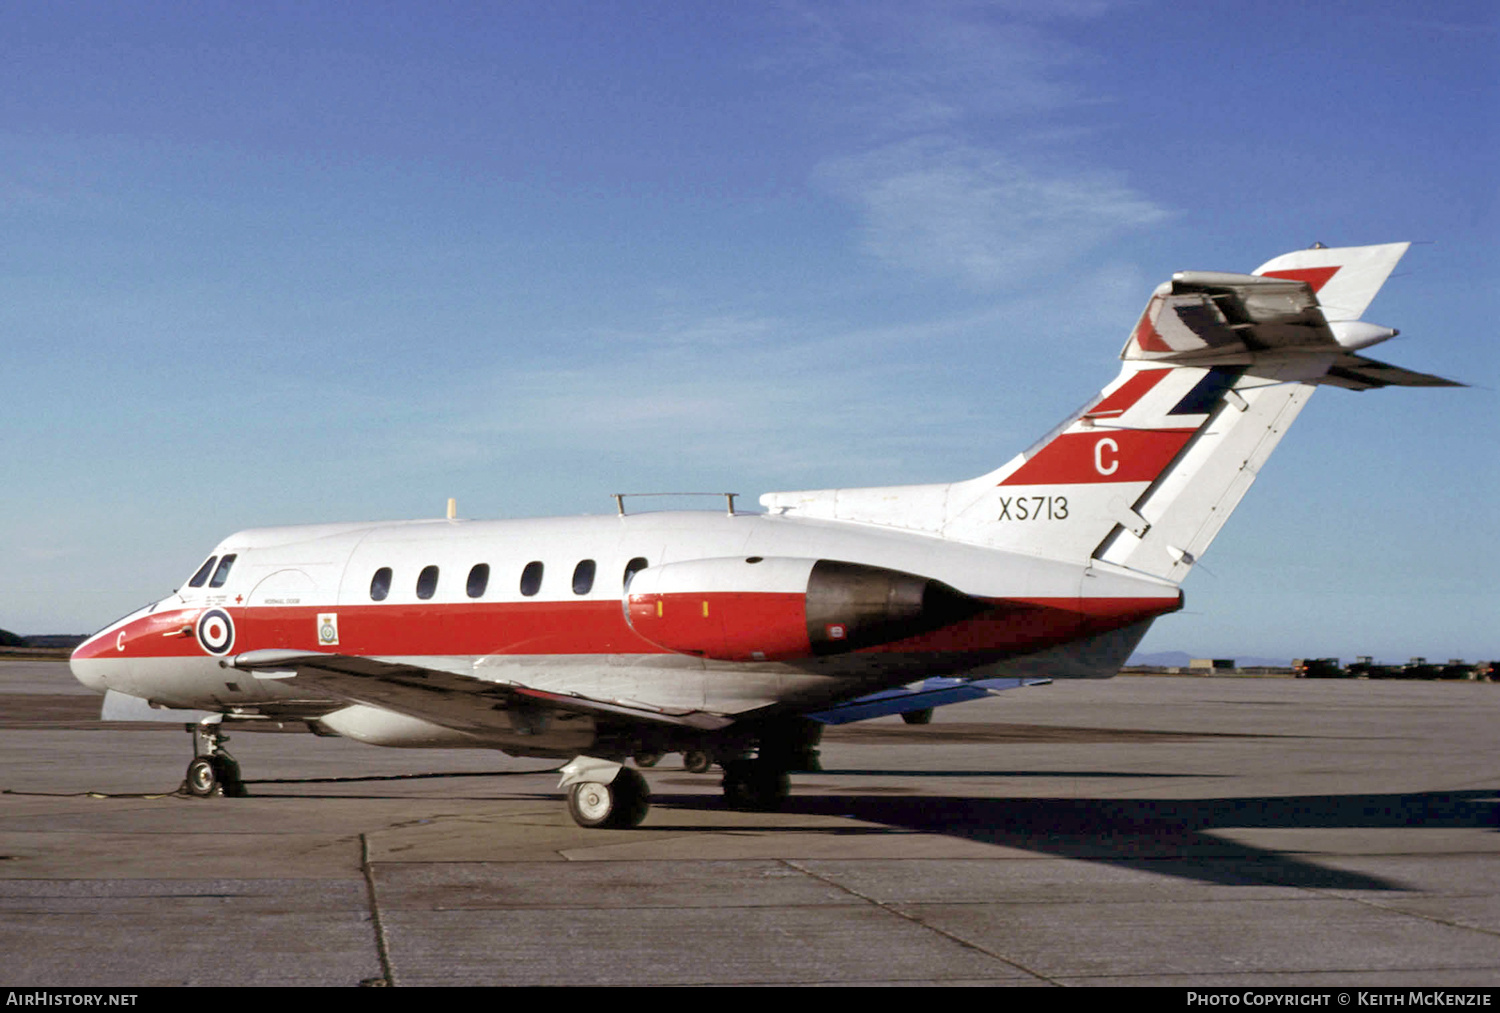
[184,718,246,798]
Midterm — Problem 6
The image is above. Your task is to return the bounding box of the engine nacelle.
[624,556,986,662]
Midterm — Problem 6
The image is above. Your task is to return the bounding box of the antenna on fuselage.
[446,498,457,520]
[611,492,740,517]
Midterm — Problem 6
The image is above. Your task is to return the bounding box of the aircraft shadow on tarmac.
[231,759,1497,892]
[225,768,1498,890]
[645,788,1500,891]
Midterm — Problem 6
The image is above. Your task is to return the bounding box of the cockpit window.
[188,557,218,588]
[208,554,237,588]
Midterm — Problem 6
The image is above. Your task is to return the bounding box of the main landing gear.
[721,758,791,812]
[560,750,798,828]
[184,718,247,798]
[560,721,819,827]
[559,757,651,828]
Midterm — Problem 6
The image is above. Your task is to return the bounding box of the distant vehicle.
[70,243,1458,827]
[1294,658,1345,679]
[1404,661,1443,680]
[1347,659,1402,680]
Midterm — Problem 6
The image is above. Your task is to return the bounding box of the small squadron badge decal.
[318,613,339,646]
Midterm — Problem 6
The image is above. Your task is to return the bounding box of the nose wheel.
[185,753,244,797]
[184,719,247,798]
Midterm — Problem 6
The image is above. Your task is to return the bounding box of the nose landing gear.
[184,718,247,798]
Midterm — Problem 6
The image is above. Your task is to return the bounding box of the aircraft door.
[246,568,319,651]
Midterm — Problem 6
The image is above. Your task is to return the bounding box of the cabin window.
[467,563,490,599]
[572,559,596,595]
[208,554,237,588]
[519,561,544,597]
[370,567,392,601]
[188,557,218,588]
[416,565,440,600]
[623,557,648,587]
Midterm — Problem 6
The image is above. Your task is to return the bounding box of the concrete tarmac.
[1,659,1497,986]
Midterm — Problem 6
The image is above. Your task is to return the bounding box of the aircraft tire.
[901,708,934,725]
[722,760,790,812]
[567,767,650,829]
[683,750,712,774]
[185,757,221,797]
[213,753,247,798]
[633,751,663,768]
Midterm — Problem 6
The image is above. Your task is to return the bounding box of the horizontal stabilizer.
[1322,353,1462,391]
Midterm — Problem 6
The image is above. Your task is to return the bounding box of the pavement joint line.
[1299,887,1500,941]
[361,834,397,988]
[780,857,1060,986]
[1209,848,1500,941]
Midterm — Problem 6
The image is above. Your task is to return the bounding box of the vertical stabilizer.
[761,244,1453,586]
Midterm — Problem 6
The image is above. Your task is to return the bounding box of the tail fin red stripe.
[1262,265,1340,292]
[1090,369,1171,418]
[1000,429,1196,486]
[1132,299,1174,352]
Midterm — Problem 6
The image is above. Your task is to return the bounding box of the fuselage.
[70,508,1178,748]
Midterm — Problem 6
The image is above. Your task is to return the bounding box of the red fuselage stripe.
[82,593,1181,664]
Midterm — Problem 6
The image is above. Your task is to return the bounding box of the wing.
[229,649,734,735]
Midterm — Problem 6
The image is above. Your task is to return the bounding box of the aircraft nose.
[69,632,116,693]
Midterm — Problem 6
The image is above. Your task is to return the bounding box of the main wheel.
[633,751,663,768]
[185,757,220,797]
[722,760,790,812]
[901,708,934,725]
[566,767,651,828]
[212,753,247,798]
[682,749,712,774]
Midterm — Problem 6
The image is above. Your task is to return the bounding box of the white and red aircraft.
[70,243,1455,827]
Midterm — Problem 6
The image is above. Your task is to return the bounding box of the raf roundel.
[196,609,235,656]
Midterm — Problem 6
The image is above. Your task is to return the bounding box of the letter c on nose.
[1095,437,1119,476]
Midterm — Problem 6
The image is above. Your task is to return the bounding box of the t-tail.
[761,243,1458,585]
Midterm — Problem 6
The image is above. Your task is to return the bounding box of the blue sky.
[2,1,1495,662]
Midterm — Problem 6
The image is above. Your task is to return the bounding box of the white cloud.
[786,1,1169,289]
[822,137,1169,288]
